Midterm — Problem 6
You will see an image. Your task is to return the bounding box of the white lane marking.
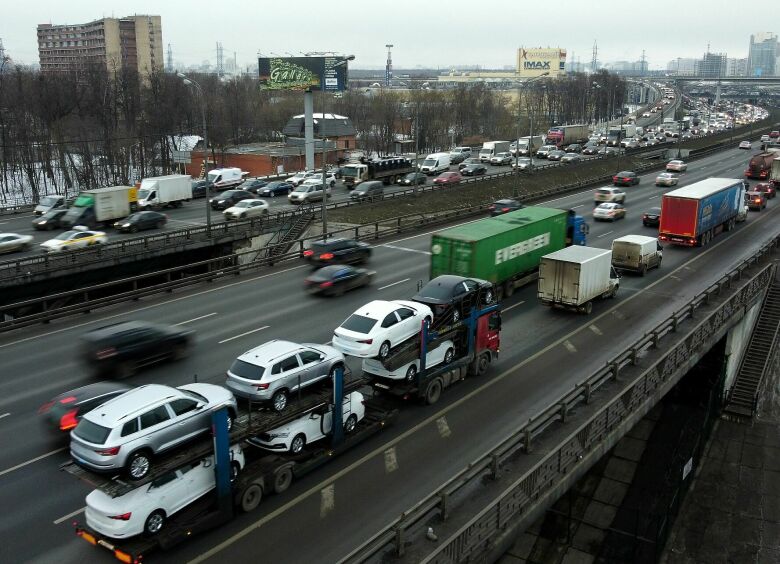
[54,506,85,525]
[218,326,269,344]
[0,413,9,420]
[571,204,583,209]
[378,278,410,291]
[597,230,614,238]
[436,416,451,439]
[502,301,526,313]
[187,206,779,564]
[177,312,218,325]
[380,244,431,256]
[0,265,305,350]
[670,275,681,281]
[589,324,603,336]
[648,195,659,199]
[563,340,577,353]
[320,484,335,518]
[384,447,398,473]
[0,447,66,478]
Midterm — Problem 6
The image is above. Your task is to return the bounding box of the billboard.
[257,56,349,91]
[517,48,567,77]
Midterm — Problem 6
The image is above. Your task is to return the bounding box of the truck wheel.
[239,482,263,512]
[424,378,443,405]
[503,281,514,298]
[477,353,490,375]
[580,301,593,315]
[273,467,293,494]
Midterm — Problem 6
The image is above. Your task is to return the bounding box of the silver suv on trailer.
[70,383,236,480]
[225,340,345,412]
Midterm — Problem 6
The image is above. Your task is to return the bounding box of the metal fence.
[342,237,778,563]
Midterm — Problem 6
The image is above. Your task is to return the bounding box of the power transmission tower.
[591,40,598,72]
[216,42,224,77]
[385,44,393,87]
[640,50,646,76]
[166,43,173,73]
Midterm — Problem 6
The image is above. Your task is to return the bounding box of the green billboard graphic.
[258,57,348,92]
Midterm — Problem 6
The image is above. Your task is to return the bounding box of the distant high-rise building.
[695,52,727,78]
[37,15,163,77]
[747,32,777,76]
[725,57,748,77]
[666,58,697,75]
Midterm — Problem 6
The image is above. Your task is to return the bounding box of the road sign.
[172,150,192,164]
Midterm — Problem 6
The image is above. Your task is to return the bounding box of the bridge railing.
[342,235,779,563]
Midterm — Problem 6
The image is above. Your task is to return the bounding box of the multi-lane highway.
[0,138,772,562]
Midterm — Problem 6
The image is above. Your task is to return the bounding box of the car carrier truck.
[429,207,589,299]
[658,178,744,246]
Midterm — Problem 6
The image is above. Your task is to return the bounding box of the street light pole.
[178,73,211,233]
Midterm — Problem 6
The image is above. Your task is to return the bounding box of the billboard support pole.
[304,90,315,171]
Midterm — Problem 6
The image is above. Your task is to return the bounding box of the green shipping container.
[430,207,568,284]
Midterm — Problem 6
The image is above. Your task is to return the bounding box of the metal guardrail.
[343,236,779,563]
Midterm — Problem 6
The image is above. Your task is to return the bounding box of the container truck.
[511,136,545,156]
[658,178,744,247]
[341,157,415,187]
[66,369,397,563]
[61,186,138,229]
[479,141,511,162]
[611,235,663,276]
[537,246,620,314]
[745,152,777,180]
[137,174,192,209]
[546,125,589,147]
[429,207,589,299]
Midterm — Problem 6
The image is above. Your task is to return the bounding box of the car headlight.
[39,220,47,224]
[122,223,130,227]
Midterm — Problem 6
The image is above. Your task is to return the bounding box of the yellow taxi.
[40,226,108,253]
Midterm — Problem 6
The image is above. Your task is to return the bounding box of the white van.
[611,235,662,276]
[419,152,451,175]
[207,167,246,189]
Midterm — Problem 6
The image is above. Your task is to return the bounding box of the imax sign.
[524,61,551,70]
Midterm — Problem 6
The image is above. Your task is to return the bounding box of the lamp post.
[178,73,211,233]
[514,72,548,190]
[321,55,354,240]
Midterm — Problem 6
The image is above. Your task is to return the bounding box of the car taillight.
[96,347,117,360]
[96,446,121,456]
[59,409,79,431]
[502,207,510,212]
[38,401,54,414]
[612,176,618,181]
[320,281,333,288]
[108,513,132,521]
[357,338,373,344]
[255,383,270,390]
[319,253,334,260]
[623,177,630,182]
[303,250,314,257]
[755,198,761,203]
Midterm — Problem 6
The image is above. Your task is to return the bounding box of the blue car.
[258,181,294,198]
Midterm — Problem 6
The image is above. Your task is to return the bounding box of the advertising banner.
[517,48,567,77]
[257,56,348,91]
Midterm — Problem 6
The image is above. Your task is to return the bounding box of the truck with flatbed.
[61,186,138,229]
[341,157,415,187]
[66,370,396,563]
[658,178,744,247]
[537,246,620,314]
[137,174,192,209]
[546,125,589,147]
[429,207,589,299]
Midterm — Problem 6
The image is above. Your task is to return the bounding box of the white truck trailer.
[537,246,620,314]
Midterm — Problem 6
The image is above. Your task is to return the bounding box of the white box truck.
[419,152,451,175]
[207,167,246,189]
[511,136,545,156]
[479,141,510,162]
[137,175,192,209]
[537,246,620,314]
[611,235,662,276]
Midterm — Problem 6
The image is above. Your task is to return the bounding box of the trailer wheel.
[240,482,264,512]
[503,281,514,298]
[424,378,443,405]
[273,467,293,494]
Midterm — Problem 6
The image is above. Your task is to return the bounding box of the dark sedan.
[458,157,482,171]
[613,171,640,186]
[400,172,427,186]
[39,382,132,437]
[258,181,294,198]
[563,144,583,153]
[31,208,68,230]
[642,207,661,227]
[304,265,375,296]
[546,150,566,161]
[303,238,371,267]
[489,199,524,216]
[461,164,487,176]
[412,274,495,322]
[113,211,167,233]
[210,189,254,210]
[191,180,215,199]
[80,320,193,377]
[582,145,600,155]
[238,178,269,194]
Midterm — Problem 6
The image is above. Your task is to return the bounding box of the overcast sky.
[1,0,771,70]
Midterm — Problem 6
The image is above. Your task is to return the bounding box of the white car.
[85,445,244,539]
[666,160,687,172]
[223,199,269,220]
[739,141,752,150]
[40,227,107,252]
[287,171,317,187]
[300,175,336,189]
[248,391,365,454]
[760,134,770,142]
[594,187,626,204]
[0,233,33,254]
[593,202,626,221]
[332,299,433,359]
[655,173,679,187]
[363,340,455,382]
[642,112,651,118]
